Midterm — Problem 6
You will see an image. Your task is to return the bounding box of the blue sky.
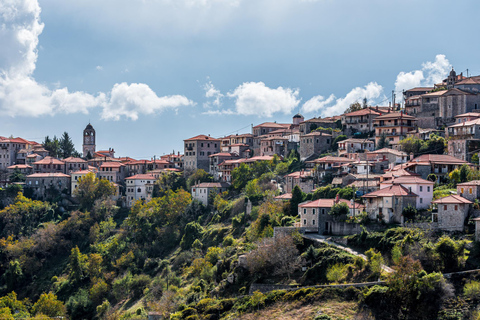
[2,0,480,158]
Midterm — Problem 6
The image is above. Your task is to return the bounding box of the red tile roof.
[382,176,434,185]
[192,182,230,188]
[275,193,292,200]
[286,171,312,178]
[362,185,417,198]
[100,162,125,168]
[27,173,70,178]
[457,180,480,186]
[409,154,468,166]
[7,164,32,169]
[299,198,364,209]
[63,157,87,163]
[343,108,382,117]
[33,156,65,165]
[126,174,156,180]
[184,135,220,141]
[253,122,291,129]
[432,194,472,204]
[374,112,417,121]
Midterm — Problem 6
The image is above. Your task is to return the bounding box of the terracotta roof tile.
[432,194,472,204]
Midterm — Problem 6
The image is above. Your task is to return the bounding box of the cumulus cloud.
[302,94,335,113]
[203,79,224,108]
[101,83,194,121]
[0,0,194,120]
[394,54,451,93]
[301,82,384,117]
[227,82,300,117]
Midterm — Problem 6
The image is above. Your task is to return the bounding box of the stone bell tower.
[82,123,96,159]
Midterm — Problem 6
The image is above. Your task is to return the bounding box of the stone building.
[457,180,480,202]
[341,108,382,135]
[362,184,417,223]
[298,198,364,234]
[299,132,332,161]
[299,116,339,135]
[337,138,374,156]
[98,162,126,184]
[373,112,417,150]
[432,195,472,232]
[25,173,71,200]
[284,170,314,193]
[446,117,480,162]
[379,176,434,210]
[33,157,65,174]
[184,135,221,173]
[125,174,156,207]
[82,123,96,158]
[191,182,230,206]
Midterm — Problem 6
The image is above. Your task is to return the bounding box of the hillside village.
[3,68,480,237]
[4,69,480,319]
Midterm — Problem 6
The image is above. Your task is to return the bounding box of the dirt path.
[303,234,395,273]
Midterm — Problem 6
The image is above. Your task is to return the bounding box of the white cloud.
[203,79,224,108]
[96,65,103,71]
[0,0,194,120]
[301,82,384,117]
[101,82,195,121]
[227,82,300,117]
[394,54,451,93]
[302,94,335,113]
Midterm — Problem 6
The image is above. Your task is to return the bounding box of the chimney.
[335,194,340,204]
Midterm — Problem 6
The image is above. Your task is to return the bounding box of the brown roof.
[309,156,355,164]
[33,156,65,165]
[368,148,407,156]
[405,87,434,92]
[7,164,32,169]
[374,112,417,121]
[27,173,70,178]
[457,180,480,186]
[303,131,332,137]
[192,182,230,188]
[409,154,468,166]
[126,174,156,180]
[382,168,420,180]
[299,198,364,209]
[343,108,382,117]
[382,176,434,185]
[286,170,312,178]
[448,118,480,128]
[184,135,220,141]
[362,185,417,198]
[63,157,87,163]
[209,152,235,157]
[100,162,125,168]
[253,122,291,129]
[275,193,292,200]
[454,112,480,118]
[338,138,374,144]
[432,194,472,204]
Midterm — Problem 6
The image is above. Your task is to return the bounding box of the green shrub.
[464,280,480,300]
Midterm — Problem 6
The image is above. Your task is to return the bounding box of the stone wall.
[330,221,362,236]
[403,222,438,229]
[273,227,306,238]
[249,281,386,295]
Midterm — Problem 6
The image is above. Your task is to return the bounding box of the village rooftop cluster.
[3,68,480,238]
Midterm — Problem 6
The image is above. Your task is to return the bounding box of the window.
[455,205,458,210]
[303,209,306,214]
[312,209,316,215]
[303,219,307,225]
[444,205,447,210]
[470,188,473,194]
[420,186,423,192]
[312,220,315,225]
[321,208,326,215]
[427,186,430,192]
[420,198,423,204]
[395,198,398,205]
